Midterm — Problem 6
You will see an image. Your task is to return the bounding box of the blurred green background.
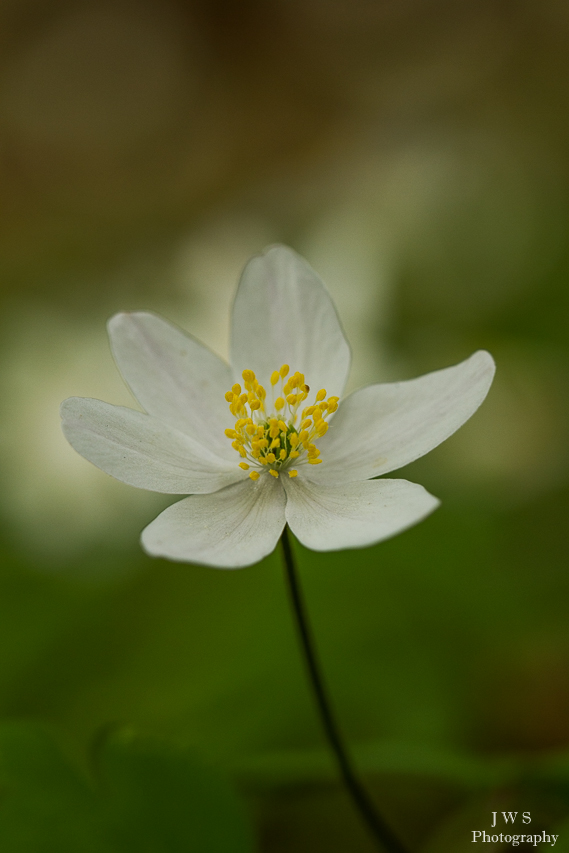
[1,1,569,850]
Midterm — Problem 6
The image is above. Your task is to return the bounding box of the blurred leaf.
[0,722,255,853]
[232,740,519,791]
[99,729,256,853]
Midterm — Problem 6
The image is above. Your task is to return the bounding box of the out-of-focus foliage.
[0,723,254,852]
[1,0,569,849]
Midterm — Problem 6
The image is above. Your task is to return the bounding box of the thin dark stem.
[280,526,410,853]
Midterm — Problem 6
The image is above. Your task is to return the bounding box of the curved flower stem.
[280,526,410,853]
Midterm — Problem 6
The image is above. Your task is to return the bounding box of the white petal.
[230,245,351,397]
[108,312,233,458]
[141,477,286,568]
[284,477,439,551]
[312,350,496,484]
[61,397,243,494]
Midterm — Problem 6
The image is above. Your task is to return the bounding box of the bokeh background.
[1,1,569,850]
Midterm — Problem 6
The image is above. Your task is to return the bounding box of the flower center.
[224,365,339,481]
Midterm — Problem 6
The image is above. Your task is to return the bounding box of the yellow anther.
[227,364,338,474]
[288,469,298,477]
[249,470,260,481]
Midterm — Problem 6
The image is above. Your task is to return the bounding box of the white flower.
[60,245,495,569]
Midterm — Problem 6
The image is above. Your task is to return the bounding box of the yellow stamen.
[225,364,341,483]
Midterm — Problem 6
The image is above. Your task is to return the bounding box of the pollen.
[224,366,340,481]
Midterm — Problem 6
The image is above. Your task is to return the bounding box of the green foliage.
[0,723,255,853]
